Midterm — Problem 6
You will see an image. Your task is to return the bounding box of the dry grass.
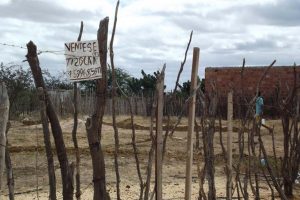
[0,116,299,199]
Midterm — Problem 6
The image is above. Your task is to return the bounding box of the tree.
[107,67,131,95]
[43,70,73,90]
[178,80,191,98]
[177,76,202,98]
[274,67,300,197]
[127,77,142,95]
[139,69,158,96]
[0,63,74,118]
[0,63,33,102]
[0,63,34,117]
[80,67,132,94]
[200,78,205,93]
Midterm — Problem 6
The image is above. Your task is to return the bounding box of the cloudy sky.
[0,0,300,89]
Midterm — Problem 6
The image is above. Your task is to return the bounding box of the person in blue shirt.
[255,91,264,127]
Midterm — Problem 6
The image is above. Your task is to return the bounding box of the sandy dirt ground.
[0,115,299,199]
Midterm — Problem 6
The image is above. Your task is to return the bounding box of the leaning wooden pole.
[226,91,233,200]
[85,17,109,200]
[38,87,56,200]
[0,82,9,190]
[185,47,200,200]
[155,64,165,200]
[72,21,83,200]
[109,1,121,199]
[26,41,74,200]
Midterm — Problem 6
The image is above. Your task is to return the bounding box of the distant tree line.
[0,62,205,118]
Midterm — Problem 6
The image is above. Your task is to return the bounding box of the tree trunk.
[85,17,109,200]
[26,41,74,200]
[38,87,57,200]
[0,82,9,190]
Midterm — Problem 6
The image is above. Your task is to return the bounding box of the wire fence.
[10,89,196,118]
[9,88,287,120]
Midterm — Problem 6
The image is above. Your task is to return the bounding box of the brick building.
[205,66,300,117]
[205,66,300,97]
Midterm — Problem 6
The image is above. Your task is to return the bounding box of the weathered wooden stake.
[85,17,109,200]
[144,94,157,200]
[0,82,9,190]
[27,41,74,200]
[35,124,39,200]
[5,136,14,200]
[227,91,233,199]
[185,47,200,200]
[155,65,165,200]
[73,21,83,200]
[110,1,121,199]
[38,87,56,200]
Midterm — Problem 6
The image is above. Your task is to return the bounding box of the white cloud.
[0,0,299,89]
[0,0,10,5]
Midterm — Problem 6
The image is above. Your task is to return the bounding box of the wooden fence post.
[72,21,83,200]
[26,41,74,200]
[38,87,57,200]
[155,65,165,200]
[227,91,233,199]
[185,47,200,200]
[85,17,109,200]
[0,82,9,190]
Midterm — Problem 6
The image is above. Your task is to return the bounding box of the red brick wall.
[205,66,300,98]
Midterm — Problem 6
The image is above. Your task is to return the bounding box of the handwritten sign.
[65,40,101,81]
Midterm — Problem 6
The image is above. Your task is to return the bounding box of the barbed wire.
[37,50,64,55]
[0,42,98,59]
[0,42,64,53]
[0,42,27,50]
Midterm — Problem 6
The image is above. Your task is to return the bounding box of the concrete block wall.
[205,66,300,117]
[205,66,300,98]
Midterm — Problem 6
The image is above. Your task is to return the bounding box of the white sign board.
[65,40,102,81]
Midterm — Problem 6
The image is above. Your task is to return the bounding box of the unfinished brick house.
[205,66,300,117]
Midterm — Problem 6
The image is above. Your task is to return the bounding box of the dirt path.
[0,117,299,199]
